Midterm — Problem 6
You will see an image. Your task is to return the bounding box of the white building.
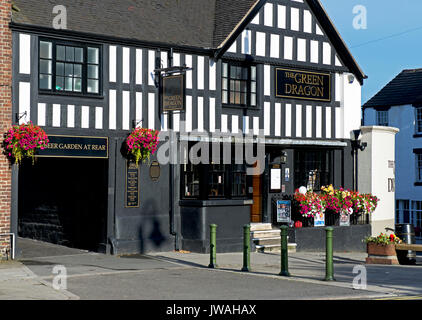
[363,69,422,242]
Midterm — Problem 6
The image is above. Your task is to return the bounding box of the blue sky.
[320,0,422,104]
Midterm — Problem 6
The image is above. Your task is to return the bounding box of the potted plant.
[126,127,159,166]
[364,233,402,265]
[293,189,326,227]
[3,121,49,165]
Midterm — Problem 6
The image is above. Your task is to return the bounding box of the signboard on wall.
[162,74,185,112]
[276,200,291,223]
[314,211,325,227]
[126,161,140,208]
[36,135,108,159]
[275,68,331,102]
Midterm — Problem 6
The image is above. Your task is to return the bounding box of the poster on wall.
[314,211,325,227]
[270,168,281,192]
[340,210,351,226]
[276,200,291,223]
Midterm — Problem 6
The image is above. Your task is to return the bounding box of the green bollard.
[241,224,251,272]
[325,227,335,281]
[208,224,217,268]
[279,225,290,277]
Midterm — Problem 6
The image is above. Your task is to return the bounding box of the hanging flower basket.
[126,128,159,166]
[3,122,49,165]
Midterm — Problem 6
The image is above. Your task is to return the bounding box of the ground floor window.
[396,200,422,239]
[180,143,251,201]
[412,201,422,238]
[396,199,410,224]
[294,149,334,191]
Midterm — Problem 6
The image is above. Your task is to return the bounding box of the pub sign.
[275,68,331,102]
[162,74,185,112]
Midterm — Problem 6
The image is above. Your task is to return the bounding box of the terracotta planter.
[367,243,396,256]
[366,243,399,265]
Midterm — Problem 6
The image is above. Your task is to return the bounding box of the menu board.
[126,161,140,208]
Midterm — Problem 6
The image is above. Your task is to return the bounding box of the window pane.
[88,65,99,79]
[40,41,52,59]
[236,67,242,79]
[222,90,228,104]
[235,80,240,92]
[222,63,228,77]
[230,66,236,78]
[65,63,73,77]
[39,74,51,89]
[230,92,235,104]
[230,80,235,91]
[56,62,64,76]
[65,77,73,91]
[240,81,247,93]
[251,93,256,106]
[56,45,65,61]
[251,81,256,93]
[87,79,99,93]
[39,59,52,74]
[235,92,240,104]
[222,78,228,90]
[75,47,84,63]
[251,66,256,81]
[74,78,82,92]
[74,64,82,77]
[66,47,74,62]
[88,47,99,64]
[56,76,64,91]
[242,67,248,80]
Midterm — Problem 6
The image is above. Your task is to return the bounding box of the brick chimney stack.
[0,0,13,259]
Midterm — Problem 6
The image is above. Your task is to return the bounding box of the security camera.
[359,142,367,151]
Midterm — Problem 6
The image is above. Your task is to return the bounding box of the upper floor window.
[39,39,101,95]
[416,107,422,134]
[416,153,422,183]
[376,110,389,126]
[222,62,257,107]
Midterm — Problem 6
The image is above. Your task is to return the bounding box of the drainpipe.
[168,48,179,251]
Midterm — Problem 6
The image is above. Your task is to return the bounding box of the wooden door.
[250,162,262,223]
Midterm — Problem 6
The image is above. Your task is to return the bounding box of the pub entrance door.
[18,157,108,252]
[250,161,263,223]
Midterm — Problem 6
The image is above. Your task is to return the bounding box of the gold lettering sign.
[275,68,331,102]
[37,135,109,159]
[162,74,185,112]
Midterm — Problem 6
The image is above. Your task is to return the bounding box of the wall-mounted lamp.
[348,74,355,84]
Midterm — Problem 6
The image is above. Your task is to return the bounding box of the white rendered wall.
[364,105,421,203]
[358,126,400,236]
[342,73,362,139]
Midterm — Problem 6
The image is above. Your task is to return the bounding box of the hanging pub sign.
[162,74,185,112]
[275,68,331,102]
[36,135,108,159]
[125,161,140,208]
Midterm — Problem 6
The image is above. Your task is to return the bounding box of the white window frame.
[416,107,422,134]
[376,110,389,126]
[416,153,422,183]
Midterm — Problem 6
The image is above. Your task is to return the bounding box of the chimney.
[0,0,13,260]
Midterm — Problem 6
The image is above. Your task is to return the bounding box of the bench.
[395,244,422,252]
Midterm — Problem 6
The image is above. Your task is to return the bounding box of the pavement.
[1,237,422,300]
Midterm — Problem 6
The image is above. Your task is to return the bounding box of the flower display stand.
[365,243,399,265]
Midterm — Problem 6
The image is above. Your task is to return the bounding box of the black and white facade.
[11,0,366,254]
